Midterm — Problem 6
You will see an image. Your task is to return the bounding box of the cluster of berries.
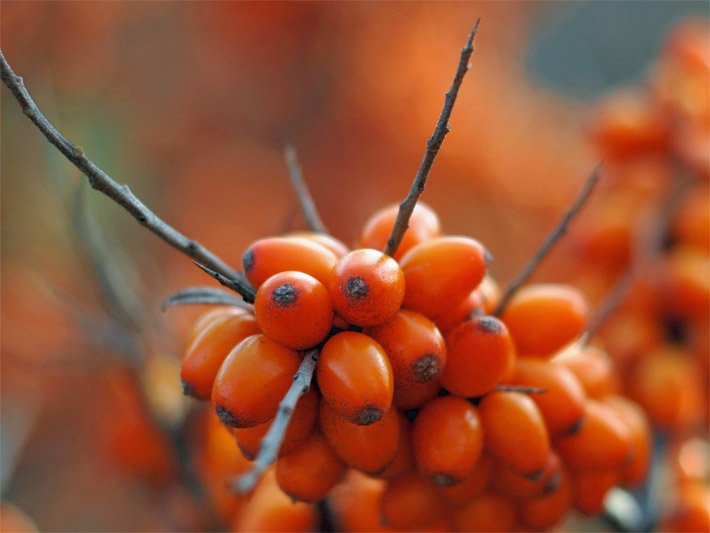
[180,200,654,531]
[570,20,709,532]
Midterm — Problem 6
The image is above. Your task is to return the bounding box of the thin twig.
[494,164,602,317]
[586,170,694,338]
[383,19,480,257]
[284,143,328,234]
[231,349,320,494]
[0,50,254,302]
[162,286,254,312]
[494,385,548,395]
[192,262,256,303]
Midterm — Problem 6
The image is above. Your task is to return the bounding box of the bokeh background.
[1,2,708,531]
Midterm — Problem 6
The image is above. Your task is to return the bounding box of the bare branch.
[494,385,548,395]
[384,19,480,257]
[162,286,253,312]
[192,262,256,303]
[494,164,602,317]
[284,143,328,234]
[231,349,320,494]
[0,50,254,302]
[586,170,694,338]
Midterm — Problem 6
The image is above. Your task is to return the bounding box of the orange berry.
[275,429,346,502]
[554,399,633,471]
[319,399,399,474]
[393,378,440,410]
[412,396,484,485]
[212,334,302,428]
[317,331,393,425]
[451,491,517,533]
[554,345,619,399]
[242,236,337,288]
[571,468,620,516]
[434,452,494,506]
[501,284,588,357]
[181,308,260,400]
[478,390,550,477]
[441,315,515,397]
[254,271,333,350]
[491,451,561,501]
[367,310,446,390]
[328,249,404,327]
[232,469,318,532]
[381,473,444,530]
[432,289,485,337]
[359,201,441,260]
[235,389,319,460]
[508,359,586,437]
[519,467,572,530]
[660,482,710,533]
[399,236,488,318]
[288,231,350,258]
[604,395,652,486]
[371,412,415,480]
[327,471,391,532]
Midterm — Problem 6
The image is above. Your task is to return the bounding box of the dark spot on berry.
[412,354,441,382]
[357,406,383,425]
[542,471,562,495]
[272,283,298,306]
[242,249,254,274]
[563,416,585,436]
[432,474,457,487]
[345,276,368,300]
[404,409,419,421]
[525,468,545,481]
[181,379,195,397]
[663,315,688,345]
[476,315,503,334]
[437,388,451,397]
[215,405,240,427]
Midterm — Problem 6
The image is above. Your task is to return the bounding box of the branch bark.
[0,50,254,302]
[284,143,328,234]
[384,19,480,257]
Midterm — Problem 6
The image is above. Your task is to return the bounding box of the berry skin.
[317,331,394,425]
[399,236,488,319]
[359,201,441,260]
[328,248,404,327]
[381,472,444,529]
[478,390,550,477]
[441,315,515,398]
[411,396,484,486]
[254,270,333,350]
[319,399,399,474]
[287,231,350,258]
[212,334,302,428]
[508,358,587,437]
[451,491,518,533]
[180,307,260,400]
[500,284,588,357]
[434,452,494,506]
[242,235,337,288]
[367,309,446,390]
[275,429,346,503]
[235,389,319,460]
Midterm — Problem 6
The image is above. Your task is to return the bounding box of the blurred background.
[1,2,708,531]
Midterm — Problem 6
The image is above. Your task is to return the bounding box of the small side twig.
[494,385,548,395]
[0,50,253,302]
[231,349,320,493]
[384,19,480,257]
[284,143,328,234]
[162,286,253,312]
[192,262,256,304]
[494,164,602,317]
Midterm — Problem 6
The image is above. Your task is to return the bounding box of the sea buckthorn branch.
[284,143,329,234]
[192,261,256,303]
[0,50,255,303]
[231,348,320,494]
[383,19,480,258]
[586,170,694,338]
[494,385,548,395]
[162,286,254,312]
[493,164,602,317]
